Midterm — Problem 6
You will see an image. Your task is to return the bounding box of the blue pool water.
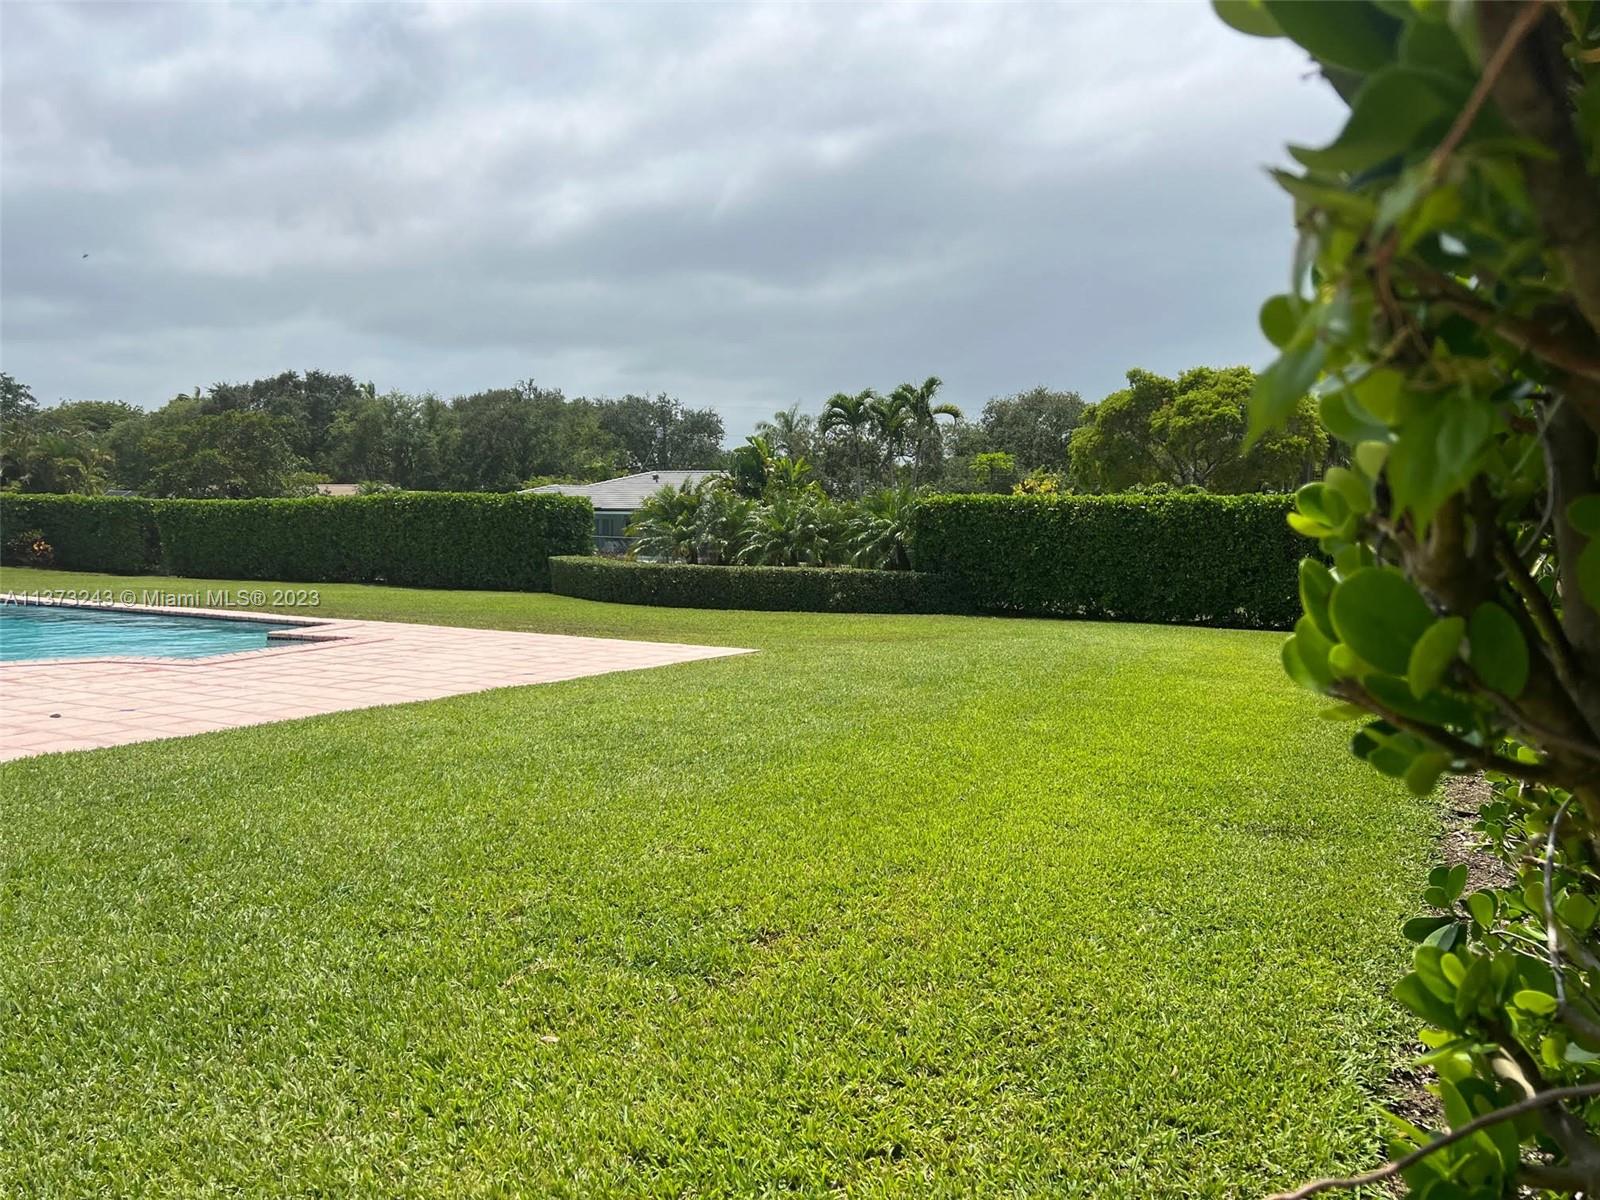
[0,604,299,661]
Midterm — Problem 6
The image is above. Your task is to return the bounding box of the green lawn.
[0,567,1433,1197]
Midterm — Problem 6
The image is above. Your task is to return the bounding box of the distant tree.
[971,450,1019,493]
[890,376,962,483]
[754,403,817,462]
[2,428,109,494]
[202,370,371,467]
[1069,366,1325,493]
[0,373,38,425]
[595,393,723,471]
[979,386,1085,472]
[868,391,914,484]
[139,411,305,498]
[43,399,142,435]
[820,390,877,497]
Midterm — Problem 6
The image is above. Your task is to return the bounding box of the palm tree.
[890,376,962,484]
[762,454,815,498]
[754,404,814,461]
[735,492,841,566]
[867,391,913,486]
[626,480,704,562]
[849,487,918,571]
[819,389,875,497]
[691,485,755,565]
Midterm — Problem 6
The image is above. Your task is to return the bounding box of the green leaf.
[1464,890,1496,928]
[1262,0,1400,72]
[1251,341,1326,442]
[1354,440,1390,478]
[1320,389,1390,445]
[1328,642,1371,680]
[1385,392,1493,533]
[1395,971,1459,1031]
[1293,617,1336,690]
[1404,751,1449,796]
[1407,616,1464,698]
[1558,892,1598,934]
[1567,495,1600,536]
[1403,914,1455,942]
[1352,369,1404,424]
[1212,0,1283,37]
[1258,293,1301,349]
[1467,603,1529,697]
[1330,568,1435,676]
[1514,989,1558,1015]
[1270,169,1381,223]
[1580,541,1600,609]
[1323,467,1372,516]
[1282,637,1317,691]
[1414,944,1457,1000]
[1398,15,1473,79]
[1299,557,1338,641]
[1367,672,1474,728]
[1290,68,1462,173]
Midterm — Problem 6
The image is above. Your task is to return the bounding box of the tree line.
[0,364,1330,499]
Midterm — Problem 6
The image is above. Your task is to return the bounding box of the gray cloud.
[1,0,1341,434]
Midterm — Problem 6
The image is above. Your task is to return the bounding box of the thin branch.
[1427,0,1548,180]
[1400,266,1600,384]
[1331,683,1565,786]
[1496,533,1582,695]
[1264,1082,1600,1200]
[1545,796,1576,1009]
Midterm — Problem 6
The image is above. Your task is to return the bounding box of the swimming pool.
[0,604,301,662]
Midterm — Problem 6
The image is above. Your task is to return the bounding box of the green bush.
[0,492,591,590]
[0,495,161,573]
[911,492,1300,628]
[550,556,966,614]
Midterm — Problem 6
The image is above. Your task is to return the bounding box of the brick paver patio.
[0,599,750,761]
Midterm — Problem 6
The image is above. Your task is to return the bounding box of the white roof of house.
[525,469,718,511]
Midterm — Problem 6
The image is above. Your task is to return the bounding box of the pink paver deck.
[0,598,751,761]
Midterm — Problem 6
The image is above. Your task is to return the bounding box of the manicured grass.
[0,567,1433,1197]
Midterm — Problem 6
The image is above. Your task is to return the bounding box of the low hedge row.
[910,492,1300,629]
[550,556,967,614]
[0,492,593,590]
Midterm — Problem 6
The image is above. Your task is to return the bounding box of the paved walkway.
[0,600,750,761]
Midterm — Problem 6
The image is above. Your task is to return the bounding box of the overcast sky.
[1,1,1342,435]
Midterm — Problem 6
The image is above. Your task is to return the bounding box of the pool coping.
[0,596,753,760]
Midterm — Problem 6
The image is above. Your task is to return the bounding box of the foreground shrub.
[911,492,1299,629]
[0,494,160,573]
[550,556,965,613]
[1228,0,1600,1193]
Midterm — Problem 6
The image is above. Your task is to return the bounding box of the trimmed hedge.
[550,556,967,614]
[0,494,161,573]
[0,492,592,590]
[911,492,1300,629]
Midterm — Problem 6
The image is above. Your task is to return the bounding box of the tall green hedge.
[550,556,965,614]
[911,493,1300,629]
[0,493,592,590]
[0,494,162,574]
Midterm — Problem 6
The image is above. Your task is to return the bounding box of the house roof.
[316,483,362,497]
[525,469,718,512]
